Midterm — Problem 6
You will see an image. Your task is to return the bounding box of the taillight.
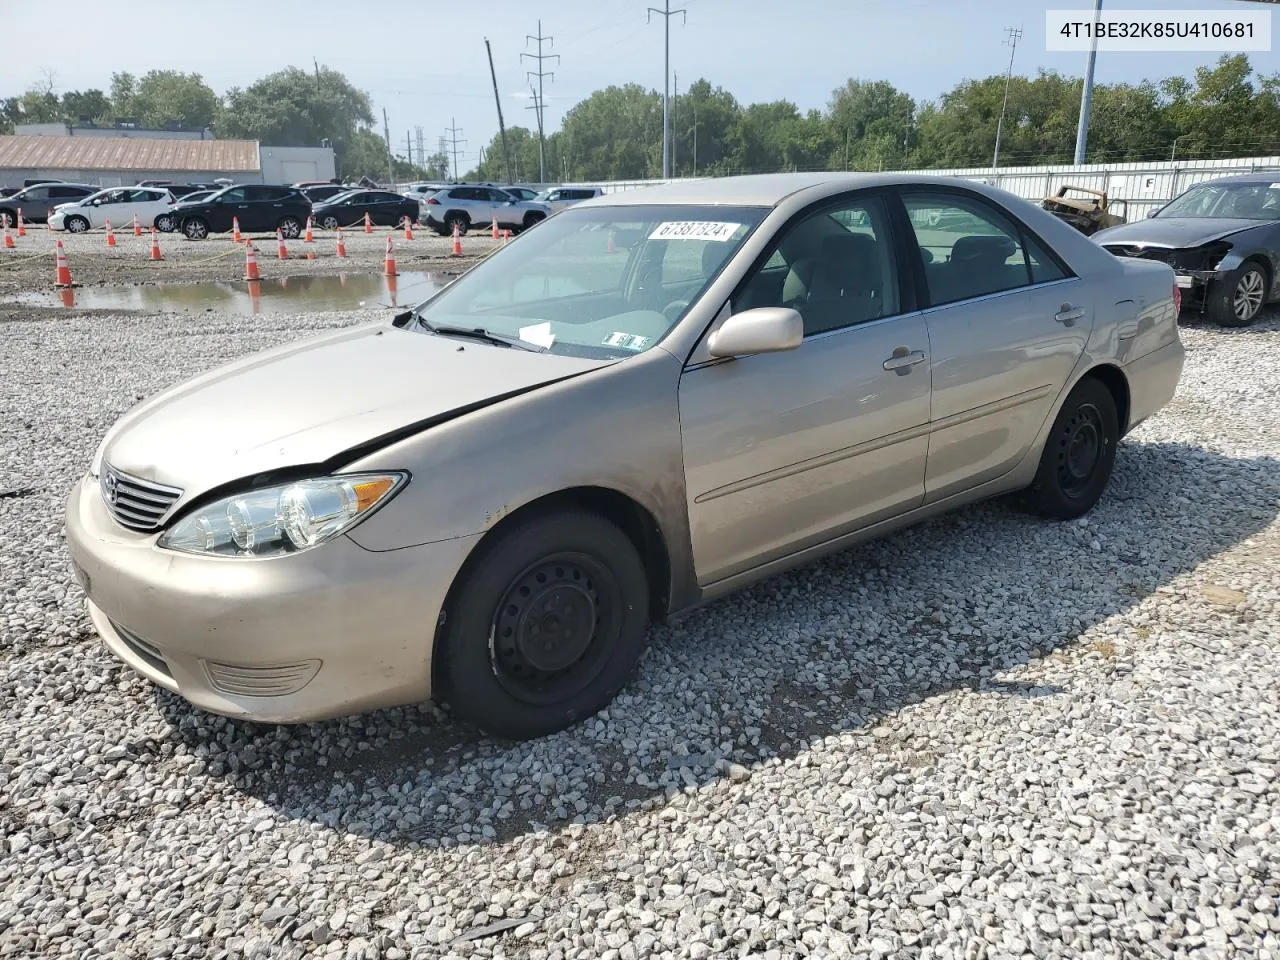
[427,197,440,205]
[1173,282,1182,314]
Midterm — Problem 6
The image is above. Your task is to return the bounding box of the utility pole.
[672,71,678,177]
[526,84,546,180]
[382,107,394,186]
[522,20,558,183]
[485,39,515,184]
[992,25,1022,172]
[415,126,425,172]
[647,0,686,179]
[313,58,321,93]
[693,101,697,175]
[406,130,413,167]
[444,119,466,181]
[1074,0,1103,164]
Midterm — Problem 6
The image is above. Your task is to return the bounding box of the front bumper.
[65,473,482,723]
[46,211,67,230]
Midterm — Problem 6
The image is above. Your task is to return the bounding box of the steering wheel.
[662,299,690,323]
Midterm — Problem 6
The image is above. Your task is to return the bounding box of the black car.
[173,184,313,240]
[311,189,419,230]
[1094,173,1280,327]
[300,184,353,203]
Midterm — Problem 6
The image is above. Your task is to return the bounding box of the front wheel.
[1019,377,1119,520]
[182,218,209,240]
[64,216,90,234]
[444,213,468,237]
[523,212,545,230]
[321,215,339,230]
[0,210,14,228]
[278,217,302,239]
[437,511,650,740]
[1208,262,1268,327]
[155,214,176,233]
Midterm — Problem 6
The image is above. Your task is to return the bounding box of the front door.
[898,189,1094,502]
[678,193,932,586]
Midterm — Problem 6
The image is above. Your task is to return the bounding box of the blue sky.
[3,0,1274,167]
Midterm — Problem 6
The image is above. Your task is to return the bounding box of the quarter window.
[903,192,1067,306]
[735,195,900,336]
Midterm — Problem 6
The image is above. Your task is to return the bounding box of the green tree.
[828,79,916,170]
[60,89,111,125]
[558,84,663,179]
[672,79,741,177]
[129,71,219,129]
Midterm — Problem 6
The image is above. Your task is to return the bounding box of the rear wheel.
[1020,376,1119,520]
[278,217,302,239]
[321,215,339,230]
[437,510,650,740]
[0,210,15,228]
[1208,261,1268,327]
[183,217,209,240]
[64,216,90,234]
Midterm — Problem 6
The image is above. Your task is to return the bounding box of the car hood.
[1093,217,1266,248]
[101,321,609,499]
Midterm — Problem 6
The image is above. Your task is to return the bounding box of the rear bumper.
[1123,338,1185,432]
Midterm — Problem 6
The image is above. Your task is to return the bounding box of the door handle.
[882,347,926,372]
[1056,303,1085,326]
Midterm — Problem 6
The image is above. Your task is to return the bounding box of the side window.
[734,195,899,336]
[22,187,50,202]
[220,188,247,202]
[902,192,1062,306]
[52,186,89,199]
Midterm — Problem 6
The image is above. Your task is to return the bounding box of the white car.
[532,186,603,213]
[49,187,177,234]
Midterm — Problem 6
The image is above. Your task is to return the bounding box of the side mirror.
[707,307,803,358]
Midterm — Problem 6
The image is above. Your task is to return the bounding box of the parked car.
[172,184,313,240]
[404,182,448,201]
[534,185,603,213]
[0,186,21,199]
[157,191,217,230]
[300,184,353,204]
[66,173,1183,739]
[0,182,97,226]
[502,185,541,202]
[312,189,420,230]
[48,186,177,234]
[1093,173,1280,327]
[422,185,551,235]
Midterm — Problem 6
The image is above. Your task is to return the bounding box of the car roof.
[1185,173,1280,186]
[585,172,1002,208]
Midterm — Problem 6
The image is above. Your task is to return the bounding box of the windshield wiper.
[413,313,548,352]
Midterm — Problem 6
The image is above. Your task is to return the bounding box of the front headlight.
[156,472,407,557]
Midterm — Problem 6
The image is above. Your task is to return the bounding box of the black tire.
[437,510,650,740]
[64,215,90,234]
[0,209,16,228]
[155,214,176,233]
[444,213,469,237]
[278,217,302,239]
[1020,376,1119,520]
[523,212,545,230]
[182,217,209,240]
[1207,261,1269,327]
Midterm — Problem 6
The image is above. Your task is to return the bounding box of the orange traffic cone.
[2,224,13,249]
[276,228,288,260]
[149,228,163,261]
[232,216,242,243]
[386,273,398,307]
[502,228,511,244]
[402,216,414,241]
[16,209,26,237]
[363,212,372,235]
[59,287,76,308]
[132,213,142,237]
[335,227,347,258]
[384,235,397,277]
[244,242,261,281]
[54,240,73,287]
[451,220,463,257]
[304,216,314,243]
[247,279,262,315]
[105,220,117,247]
[490,213,499,240]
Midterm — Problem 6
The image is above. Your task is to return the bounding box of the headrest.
[951,234,1016,264]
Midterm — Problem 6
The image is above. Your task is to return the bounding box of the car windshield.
[1159,181,1280,220]
[533,190,553,202]
[322,190,357,204]
[409,204,767,359]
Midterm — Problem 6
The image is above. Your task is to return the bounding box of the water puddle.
[25,270,455,314]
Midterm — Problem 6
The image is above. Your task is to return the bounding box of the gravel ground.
[0,228,497,313]
[1,302,1278,960]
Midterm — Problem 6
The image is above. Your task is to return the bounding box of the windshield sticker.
[603,331,652,351]
[518,321,556,349]
[647,221,742,242]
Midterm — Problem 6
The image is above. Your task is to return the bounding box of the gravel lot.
[1,297,1278,959]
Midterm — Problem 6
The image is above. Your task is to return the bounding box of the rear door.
[897,187,1093,502]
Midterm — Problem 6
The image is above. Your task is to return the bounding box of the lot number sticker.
[648,221,742,242]
[603,331,652,351]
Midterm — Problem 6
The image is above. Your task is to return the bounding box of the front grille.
[99,464,183,532]
[1102,244,1175,265]
[203,660,321,697]
[110,619,172,677]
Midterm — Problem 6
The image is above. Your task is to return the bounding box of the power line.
[443,119,466,180]
[522,19,559,182]
[647,0,686,179]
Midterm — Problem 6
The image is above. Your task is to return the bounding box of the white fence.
[564,155,1280,218]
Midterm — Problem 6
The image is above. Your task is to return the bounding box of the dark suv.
[173,184,313,239]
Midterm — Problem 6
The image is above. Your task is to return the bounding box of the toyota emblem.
[103,472,119,505]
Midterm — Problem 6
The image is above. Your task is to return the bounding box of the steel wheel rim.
[157,216,173,232]
[1056,402,1106,498]
[1234,269,1265,322]
[489,551,620,706]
